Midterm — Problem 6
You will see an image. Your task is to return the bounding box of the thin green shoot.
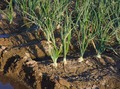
[115,28,120,44]
[0,0,14,24]
[75,0,96,62]
[92,0,119,58]
[61,11,73,65]
[44,18,62,68]
[15,0,40,27]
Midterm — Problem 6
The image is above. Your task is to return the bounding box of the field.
[0,0,120,89]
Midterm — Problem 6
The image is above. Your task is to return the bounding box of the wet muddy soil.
[0,72,31,89]
[0,3,120,88]
[0,31,120,89]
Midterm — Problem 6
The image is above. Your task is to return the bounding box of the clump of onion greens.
[92,0,120,58]
[15,0,41,27]
[61,11,73,64]
[20,0,70,67]
[75,0,97,62]
[0,0,14,24]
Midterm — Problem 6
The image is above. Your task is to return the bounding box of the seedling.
[0,0,14,24]
[92,0,119,58]
[61,11,73,64]
[75,0,96,62]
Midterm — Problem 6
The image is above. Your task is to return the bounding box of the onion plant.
[15,0,40,27]
[15,0,40,16]
[92,0,120,58]
[61,11,73,64]
[44,18,62,68]
[113,1,120,44]
[115,28,120,44]
[21,0,70,67]
[75,0,97,62]
[0,0,14,24]
[40,0,70,67]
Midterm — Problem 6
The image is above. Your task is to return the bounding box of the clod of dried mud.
[0,48,42,89]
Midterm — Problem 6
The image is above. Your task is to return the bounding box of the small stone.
[86,60,93,67]
[0,46,5,50]
[101,80,106,86]
[1,46,6,50]
[25,52,31,57]
[106,85,109,87]
[92,85,99,89]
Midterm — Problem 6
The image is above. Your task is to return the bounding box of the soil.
[0,1,120,89]
[0,72,31,89]
[0,21,120,89]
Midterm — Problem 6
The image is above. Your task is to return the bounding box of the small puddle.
[0,72,30,89]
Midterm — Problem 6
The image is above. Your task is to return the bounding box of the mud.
[0,72,30,89]
[0,7,120,89]
[0,35,120,89]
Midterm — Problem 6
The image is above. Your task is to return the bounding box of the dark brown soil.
[0,2,120,89]
[0,72,31,89]
[0,24,120,89]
